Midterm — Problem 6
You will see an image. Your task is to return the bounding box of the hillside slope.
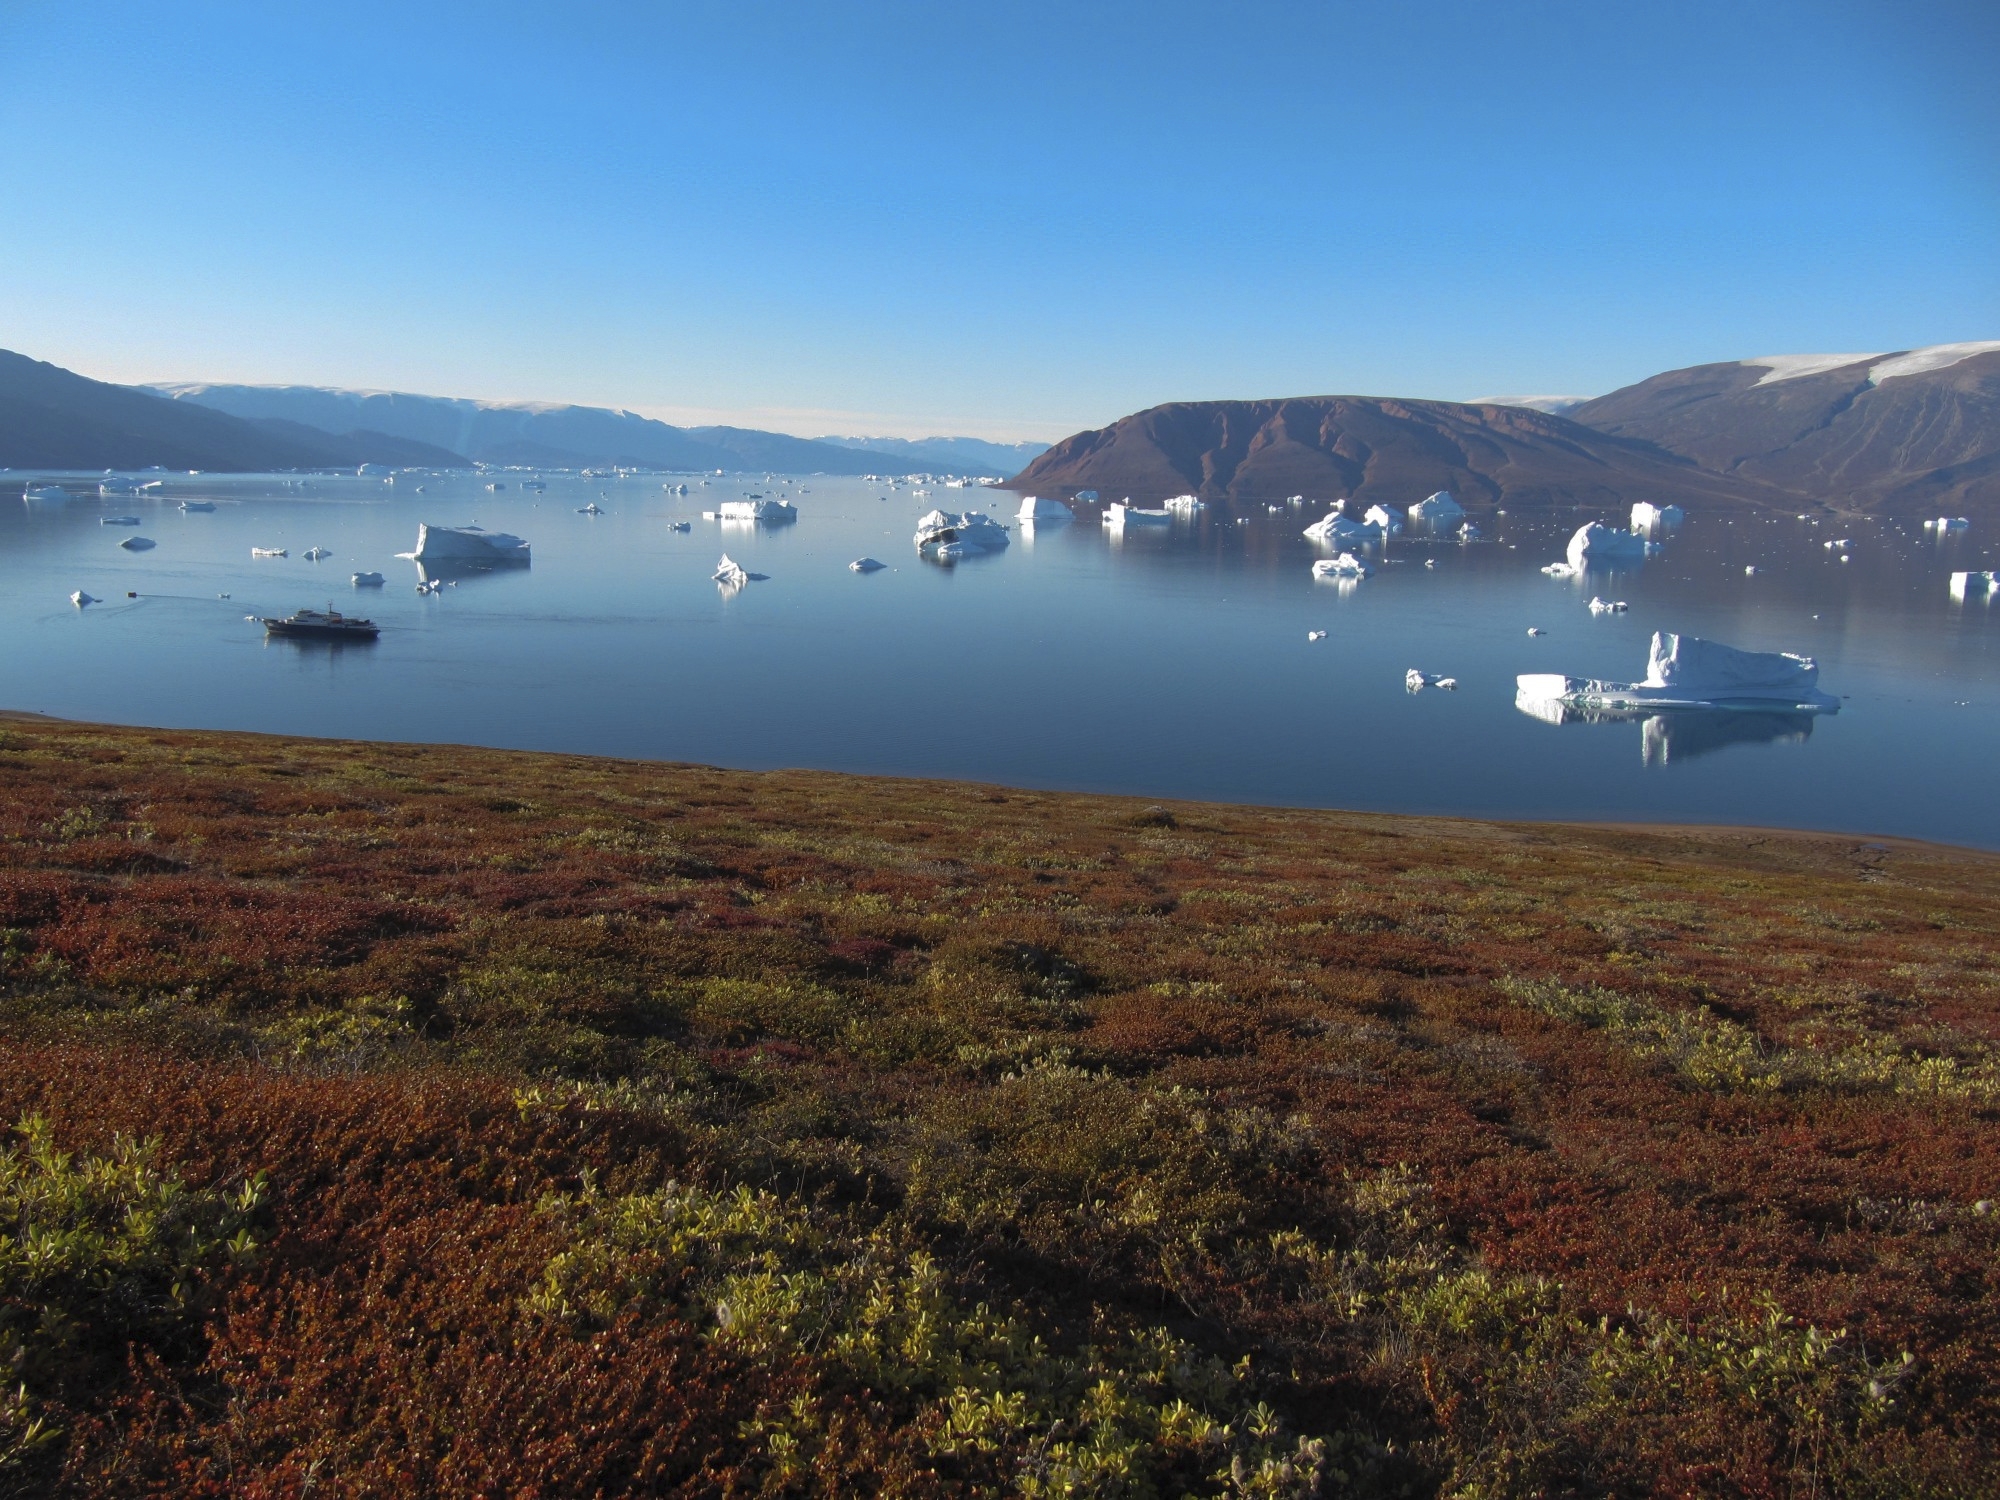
[1570,342,2000,515]
[0,716,1994,1494]
[1007,394,1788,512]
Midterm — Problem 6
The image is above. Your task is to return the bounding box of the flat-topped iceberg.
[1104,502,1170,527]
[1566,522,1652,570]
[1016,495,1072,522]
[719,498,796,522]
[914,509,1009,557]
[1517,631,1838,713]
[1925,517,1970,533]
[1950,571,1995,600]
[1630,502,1685,532]
[1408,491,1464,525]
[407,524,531,565]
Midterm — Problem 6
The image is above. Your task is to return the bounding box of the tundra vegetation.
[0,716,1995,1497]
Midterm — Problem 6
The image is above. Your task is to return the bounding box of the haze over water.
[6,472,1997,847]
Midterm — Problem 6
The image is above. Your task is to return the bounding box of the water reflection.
[1518,694,1821,765]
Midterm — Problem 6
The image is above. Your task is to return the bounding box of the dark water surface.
[6,471,1998,846]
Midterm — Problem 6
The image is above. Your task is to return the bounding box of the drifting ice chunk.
[352,572,385,587]
[119,536,155,551]
[1017,495,1073,522]
[1303,512,1382,545]
[251,547,286,558]
[1362,504,1403,535]
[915,509,1010,555]
[303,546,331,561]
[719,498,797,522]
[1104,502,1171,527]
[1630,502,1685,532]
[849,557,886,572]
[1516,631,1837,712]
[1541,561,1579,577]
[1162,494,1205,513]
[1307,630,1327,642]
[1074,489,1100,502]
[1567,522,1651,570]
[1587,596,1628,614]
[409,524,531,564]
[1925,517,1970,532]
[1312,553,1372,579]
[713,554,751,585]
[1406,670,1457,691]
[1950,571,1996,599]
[70,591,96,607]
[181,501,216,512]
[1408,491,1464,525]
[1527,627,1544,636]
[1458,520,1481,540]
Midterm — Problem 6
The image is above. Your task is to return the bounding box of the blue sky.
[1,1,1994,440]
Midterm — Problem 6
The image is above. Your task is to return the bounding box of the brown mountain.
[1568,345,2000,516]
[1005,395,1788,512]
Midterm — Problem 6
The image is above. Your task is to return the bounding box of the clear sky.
[1,1,1994,441]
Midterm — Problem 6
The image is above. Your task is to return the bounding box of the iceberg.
[1104,502,1171,527]
[1516,631,1838,713]
[303,546,332,561]
[668,521,691,533]
[1458,520,1482,540]
[1566,522,1651,570]
[351,571,385,587]
[1073,489,1100,502]
[407,524,531,565]
[1312,553,1372,579]
[99,477,145,496]
[1925,516,1970,532]
[22,484,68,504]
[1408,491,1464,525]
[1541,561,1580,578]
[1307,630,1327,642]
[1016,495,1073,522]
[1303,512,1381,545]
[1162,494,1205,513]
[180,501,216,512]
[251,547,287,558]
[118,536,156,551]
[1406,670,1458,691]
[713,553,762,586]
[914,509,1010,556]
[100,516,141,526]
[719,498,797,522]
[1587,596,1628,614]
[1362,504,1403,535]
[1630,502,1685,532]
[70,590,97,607]
[849,557,886,573]
[1950,571,1996,600]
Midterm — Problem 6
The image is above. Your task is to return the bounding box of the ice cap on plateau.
[1743,341,2000,389]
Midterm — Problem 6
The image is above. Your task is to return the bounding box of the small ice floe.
[668,520,691,533]
[701,511,717,520]
[1527,626,1545,636]
[578,503,603,514]
[1630,501,1685,532]
[1307,629,1327,642]
[1017,495,1073,522]
[1925,517,1970,532]
[664,482,689,495]
[1103,502,1171,527]
[1423,558,1437,569]
[1407,490,1464,527]
[217,593,230,599]
[119,536,156,551]
[850,557,886,573]
[1587,596,1629,614]
[1950,571,1997,600]
[416,578,442,594]
[1162,494,1204,514]
[1074,489,1099,502]
[351,571,385,587]
[22,484,68,503]
[100,515,140,526]
[1362,504,1403,535]
[181,501,216,512]
[1517,631,1838,714]
[1406,669,1457,691]
[251,547,287,558]
[720,498,796,522]
[1312,553,1372,579]
[1566,522,1652,570]
[1541,561,1580,577]
[303,546,331,561]
[1458,520,1482,540]
[1823,538,1850,551]
[70,590,97,607]
[1744,565,1759,575]
[915,509,1010,556]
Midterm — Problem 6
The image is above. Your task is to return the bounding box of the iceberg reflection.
[1516,693,1819,765]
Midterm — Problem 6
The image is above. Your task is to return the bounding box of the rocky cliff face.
[1006,394,1789,512]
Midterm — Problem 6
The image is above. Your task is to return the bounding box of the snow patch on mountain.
[1867,341,2000,386]
[1743,353,1882,387]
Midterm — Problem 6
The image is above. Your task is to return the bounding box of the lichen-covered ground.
[0,715,1995,1496]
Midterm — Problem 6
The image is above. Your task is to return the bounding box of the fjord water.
[5,473,1997,846]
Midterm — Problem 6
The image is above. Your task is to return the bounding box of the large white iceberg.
[1950,571,1995,600]
[1016,495,1073,522]
[1925,517,1970,533]
[406,524,531,564]
[1408,491,1464,525]
[1303,512,1382,545]
[1517,631,1838,712]
[719,498,797,522]
[1362,504,1404,535]
[1630,502,1685,532]
[1566,522,1652,571]
[914,509,1010,556]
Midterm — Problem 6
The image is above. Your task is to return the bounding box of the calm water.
[5,471,1998,846]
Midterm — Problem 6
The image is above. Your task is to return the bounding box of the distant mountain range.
[816,434,1048,474]
[0,349,1029,477]
[1008,341,2000,517]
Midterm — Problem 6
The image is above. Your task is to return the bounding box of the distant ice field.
[4,470,1998,847]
